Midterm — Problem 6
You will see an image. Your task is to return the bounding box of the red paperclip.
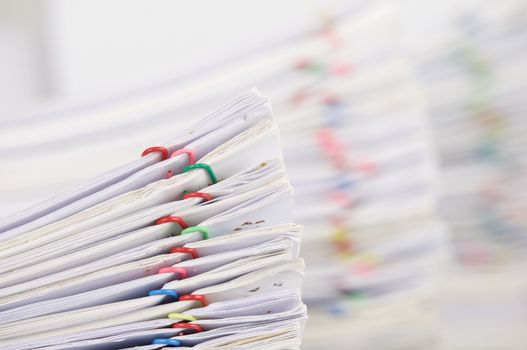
[322,94,341,106]
[293,58,311,70]
[155,216,188,229]
[179,294,207,306]
[166,148,197,178]
[170,148,196,165]
[171,323,204,333]
[142,146,169,161]
[183,192,213,201]
[158,267,188,279]
[170,247,199,259]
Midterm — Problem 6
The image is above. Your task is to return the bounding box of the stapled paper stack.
[0,90,307,350]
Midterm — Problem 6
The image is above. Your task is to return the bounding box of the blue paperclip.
[148,289,178,299]
[152,338,181,346]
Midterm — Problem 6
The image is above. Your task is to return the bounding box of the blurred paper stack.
[414,0,527,266]
[270,4,446,349]
[412,0,527,348]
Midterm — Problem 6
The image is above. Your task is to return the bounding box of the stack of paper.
[0,90,307,349]
[267,4,446,348]
[411,2,527,347]
[0,3,448,349]
[413,0,527,266]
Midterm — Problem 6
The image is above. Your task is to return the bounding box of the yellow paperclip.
[168,313,197,322]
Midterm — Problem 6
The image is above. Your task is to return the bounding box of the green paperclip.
[168,312,197,322]
[183,163,218,184]
[182,226,209,240]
